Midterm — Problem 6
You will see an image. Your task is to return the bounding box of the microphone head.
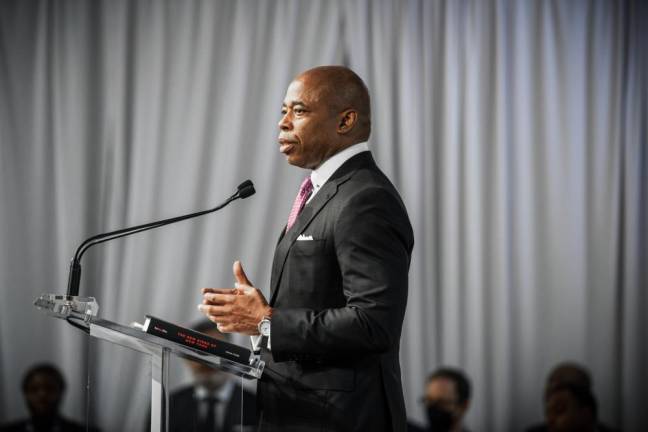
[237,180,255,199]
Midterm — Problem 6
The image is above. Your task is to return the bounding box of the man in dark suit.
[166,321,257,432]
[199,65,414,431]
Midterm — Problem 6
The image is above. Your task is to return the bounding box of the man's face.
[424,378,467,429]
[24,373,63,417]
[278,77,341,170]
[545,390,595,432]
[185,329,229,390]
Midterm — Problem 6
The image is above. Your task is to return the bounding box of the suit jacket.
[168,383,257,432]
[407,421,471,432]
[0,416,100,432]
[258,152,414,432]
[525,422,619,432]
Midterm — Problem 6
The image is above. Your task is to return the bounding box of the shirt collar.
[194,379,234,401]
[310,141,369,190]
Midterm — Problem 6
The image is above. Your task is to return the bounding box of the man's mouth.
[279,139,296,155]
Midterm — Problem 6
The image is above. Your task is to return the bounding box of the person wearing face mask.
[408,368,472,432]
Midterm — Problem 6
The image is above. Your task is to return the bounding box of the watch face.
[260,319,271,336]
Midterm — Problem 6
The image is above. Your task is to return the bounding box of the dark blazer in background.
[0,417,100,432]
[168,383,257,432]
[258,152,414,432]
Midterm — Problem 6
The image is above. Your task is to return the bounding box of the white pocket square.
[297,234,314,241]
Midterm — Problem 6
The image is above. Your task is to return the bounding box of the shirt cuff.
[250,334,271,352]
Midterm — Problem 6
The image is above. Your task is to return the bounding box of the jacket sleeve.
[270,186,413,362]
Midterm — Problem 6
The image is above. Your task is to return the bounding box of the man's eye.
[294,108,305,114]
[281,109,287,115]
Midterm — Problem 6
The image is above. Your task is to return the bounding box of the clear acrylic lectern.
[34,294,264,432]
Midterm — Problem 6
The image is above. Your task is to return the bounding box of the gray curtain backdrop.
[1,0,646,431]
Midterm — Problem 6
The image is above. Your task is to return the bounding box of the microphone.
[237,180,255,199]
[66,180,256,297]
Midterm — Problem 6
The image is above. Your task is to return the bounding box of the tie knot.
[299,176,313,197]
[286,176,314,232]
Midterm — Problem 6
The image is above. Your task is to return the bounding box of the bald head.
[278,66,373,169]
[295,66,371,142]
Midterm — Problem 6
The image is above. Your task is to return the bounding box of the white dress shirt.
[308,141,369,203]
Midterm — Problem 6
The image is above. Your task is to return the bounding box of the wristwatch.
[257,316,271,337]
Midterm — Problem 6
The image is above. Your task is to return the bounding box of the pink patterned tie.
[286,176,313,231]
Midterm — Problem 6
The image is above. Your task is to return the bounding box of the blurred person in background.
[0,364,99,432]
[408,367,472,432]
[166,320,257,432]
[525,362,618,432]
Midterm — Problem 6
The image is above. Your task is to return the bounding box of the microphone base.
[34,293,99,323]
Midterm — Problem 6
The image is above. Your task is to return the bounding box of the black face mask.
[426,405,454,431]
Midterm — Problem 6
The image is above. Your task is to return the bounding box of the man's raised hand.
[198,261,272,335]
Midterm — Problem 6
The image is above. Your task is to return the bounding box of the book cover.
[143,315,251,364]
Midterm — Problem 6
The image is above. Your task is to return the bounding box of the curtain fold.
[1,1,645,430]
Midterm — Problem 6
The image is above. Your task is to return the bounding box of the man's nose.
[278,113,292,130]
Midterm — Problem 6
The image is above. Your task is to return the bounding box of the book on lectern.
[142,315,251,364]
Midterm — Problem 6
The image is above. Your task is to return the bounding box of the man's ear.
[337,109,358,134]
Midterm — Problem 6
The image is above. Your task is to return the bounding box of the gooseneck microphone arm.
[66,180,255,297]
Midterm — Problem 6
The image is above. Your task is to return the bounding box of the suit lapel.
[269,181,338,305]
[268,152,375,305]
[276,226,287,246]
